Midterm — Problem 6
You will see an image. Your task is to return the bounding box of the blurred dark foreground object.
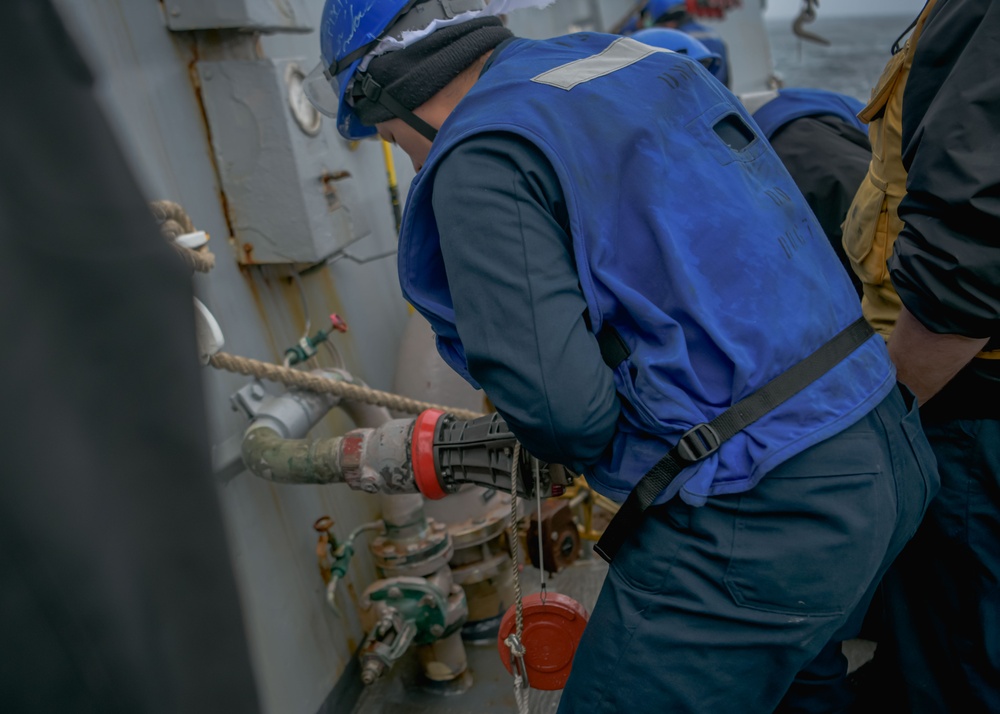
[0,2,261,712]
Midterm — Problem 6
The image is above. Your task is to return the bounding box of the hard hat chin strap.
[355,73,439,142]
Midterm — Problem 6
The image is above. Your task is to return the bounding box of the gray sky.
[763,0,922,19]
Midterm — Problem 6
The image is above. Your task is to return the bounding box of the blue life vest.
[678,20,730,86]
[397,33,895,507]
[745,88,866,140]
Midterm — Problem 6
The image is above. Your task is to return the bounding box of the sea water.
[766,13,917,102]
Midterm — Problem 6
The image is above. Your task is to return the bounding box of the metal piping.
[337,397,428,533]
[251,372,472,688]
[241,426,349,485]
[246,368,345,438]
[239,367,424,492]
[241,418,422,493]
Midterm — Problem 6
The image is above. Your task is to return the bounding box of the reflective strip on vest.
[531,37,666,90]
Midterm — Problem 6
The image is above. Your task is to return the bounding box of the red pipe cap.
[497,592,589,691]
[411,408,447,500]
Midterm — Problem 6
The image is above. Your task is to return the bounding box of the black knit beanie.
[352,15,512,127]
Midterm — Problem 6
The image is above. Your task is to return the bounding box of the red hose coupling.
[411,409,447,500]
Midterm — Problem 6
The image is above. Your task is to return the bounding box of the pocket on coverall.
[723,433,884,616]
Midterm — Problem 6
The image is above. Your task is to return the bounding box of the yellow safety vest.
[842,1,1000,360]
[841,0,937,338]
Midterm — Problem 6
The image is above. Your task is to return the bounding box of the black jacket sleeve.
[431,132,620,471]
[890,0,1000,345]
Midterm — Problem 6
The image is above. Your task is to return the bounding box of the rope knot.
[504,633,526,658]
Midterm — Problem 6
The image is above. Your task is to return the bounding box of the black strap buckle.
[359,73,382,102]
[675,423,721,463]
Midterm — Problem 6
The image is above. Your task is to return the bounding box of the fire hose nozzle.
[411,410,573,500]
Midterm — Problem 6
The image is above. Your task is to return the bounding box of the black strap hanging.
[594,316,875,563]
[355,73,439,142]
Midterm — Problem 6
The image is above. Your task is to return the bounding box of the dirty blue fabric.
[766,115,870,298]
[557,387,937,713]
[399,32,895,509]
[745,89,870,296]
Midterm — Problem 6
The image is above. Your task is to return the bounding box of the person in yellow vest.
[841,0,1000,710]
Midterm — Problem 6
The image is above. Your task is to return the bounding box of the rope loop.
[150,199,215,273]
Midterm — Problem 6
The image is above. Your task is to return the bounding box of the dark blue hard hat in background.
[630,27,725,79]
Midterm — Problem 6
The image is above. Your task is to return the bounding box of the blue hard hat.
[630,27,724,79]
[305,0,487,140]
[304,0,412,140]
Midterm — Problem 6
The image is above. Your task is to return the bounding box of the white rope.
[208,351,483,421]
[150,199,215,273]
[505,442,531,714]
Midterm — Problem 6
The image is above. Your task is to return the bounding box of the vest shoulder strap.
[594,316,875,563]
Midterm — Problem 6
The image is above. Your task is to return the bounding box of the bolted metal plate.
[164,0,312,32]
[196,57,370,264]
